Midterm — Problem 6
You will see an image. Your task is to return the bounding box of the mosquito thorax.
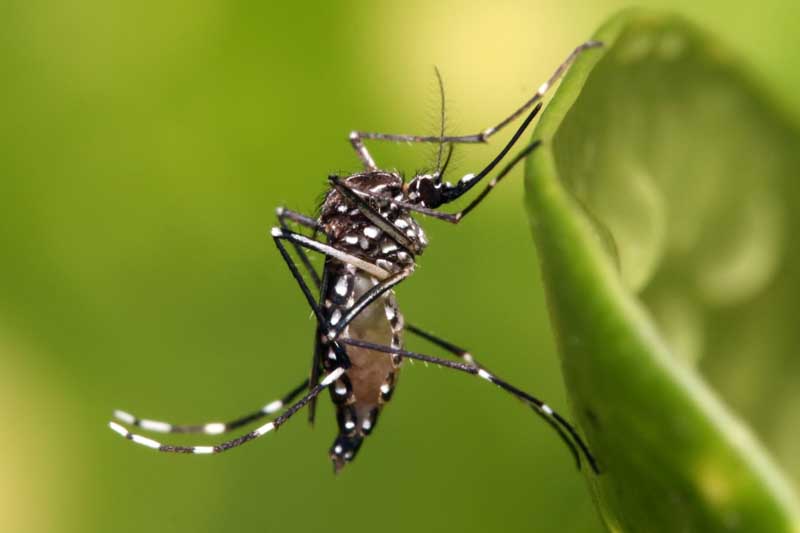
[320,171,429,264]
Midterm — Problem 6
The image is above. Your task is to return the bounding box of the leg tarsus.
[347,41,602,161]
[112,378,309,436]
[109,368,345,455]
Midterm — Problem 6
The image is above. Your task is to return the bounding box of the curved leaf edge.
[525,8,800,533]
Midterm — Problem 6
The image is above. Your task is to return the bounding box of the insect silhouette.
[109,41,602,474]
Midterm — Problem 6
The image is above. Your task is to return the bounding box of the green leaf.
[525,9,800,533]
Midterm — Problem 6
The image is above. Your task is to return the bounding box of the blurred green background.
[1,2,798,532]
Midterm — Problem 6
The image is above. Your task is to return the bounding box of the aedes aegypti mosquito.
[109,41,602,474]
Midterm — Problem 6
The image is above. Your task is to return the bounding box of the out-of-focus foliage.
[527,9,800,532]
[0,2,798,533]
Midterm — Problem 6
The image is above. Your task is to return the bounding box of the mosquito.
[109,41,602,474]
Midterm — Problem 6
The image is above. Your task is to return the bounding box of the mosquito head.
[406,174,445,208]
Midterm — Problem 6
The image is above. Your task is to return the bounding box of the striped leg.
[348,40,602,170]
[276,206,324,288]
[273,208,331,424]
[272,228,391,281]
[405,323,584,462]
[276,206,321,232]
[272,230,334,327]
[108,368,345,454]
[112,379,309,436]
[338,337,599,473]
[406,323,485,368]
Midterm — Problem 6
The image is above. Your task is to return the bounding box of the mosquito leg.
[108,368,345,454]
[405,322,585,460]
[338,337,599,473]
[405,321,577,452]
[406,323,483,367]
[276,207,322,232]
[349,132,379,171]
[111,215,330,438]
[308,266,335,425]
[272,230,329,326]
[347,41,601,159]
[112,379,309,436]
[272,228,391,280]
[276,207,324,288]
[273,206,329,421]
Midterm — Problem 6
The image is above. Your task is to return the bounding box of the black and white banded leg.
[405,323,582,463]
[272,227,390,281]
[276,206,325,287]
[348,40,602,171]
[276,206,322,232]
[108,368,345,454]
[112,379,309,436]
[406,324,483,367]
[337,337,599,473]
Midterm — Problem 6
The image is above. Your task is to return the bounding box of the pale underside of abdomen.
[343,273,402,423]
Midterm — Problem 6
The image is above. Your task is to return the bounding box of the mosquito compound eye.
[415,177,443,208]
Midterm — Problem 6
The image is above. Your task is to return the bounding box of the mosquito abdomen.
[323,262,404,471]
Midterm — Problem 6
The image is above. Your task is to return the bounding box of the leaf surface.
[526,9,800,532]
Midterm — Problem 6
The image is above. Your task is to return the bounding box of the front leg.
[347,41,602,172]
